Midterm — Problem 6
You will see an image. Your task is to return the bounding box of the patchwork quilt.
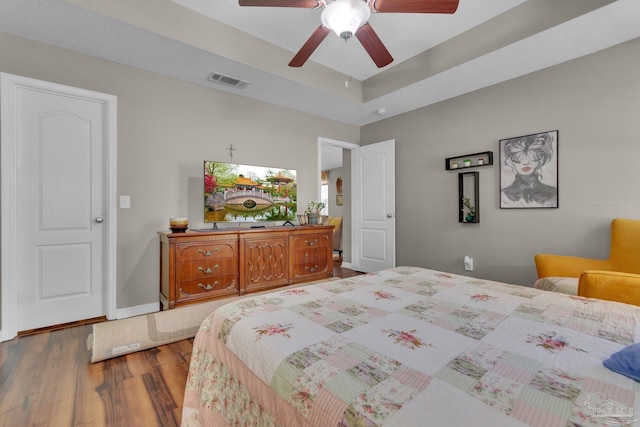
[182,267,640,427]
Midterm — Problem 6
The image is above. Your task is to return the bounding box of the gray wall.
[361,37,640,286]
[0,32,359,313]
[2,29,640,322]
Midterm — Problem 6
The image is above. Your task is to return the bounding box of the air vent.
[206,72,250,89]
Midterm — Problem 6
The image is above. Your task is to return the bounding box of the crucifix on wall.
[226,144,236,164]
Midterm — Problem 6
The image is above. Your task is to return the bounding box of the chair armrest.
[578,270,640,306]
[534,254,611,279]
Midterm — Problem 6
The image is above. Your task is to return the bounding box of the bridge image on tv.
[204,161,297,223]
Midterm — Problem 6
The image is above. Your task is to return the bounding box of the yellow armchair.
[327,216,343,256]
[534,218,640,305]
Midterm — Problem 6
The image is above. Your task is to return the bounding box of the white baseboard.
[341,261,353,269]
[116,302,159,319]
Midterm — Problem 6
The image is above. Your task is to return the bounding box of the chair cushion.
[534,277,579,295]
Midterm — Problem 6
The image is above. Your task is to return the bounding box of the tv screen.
[204,161,297,223]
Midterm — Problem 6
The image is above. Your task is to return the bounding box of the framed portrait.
[499,130,558,209]
[336,194,343,206]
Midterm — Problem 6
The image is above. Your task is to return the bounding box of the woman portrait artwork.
[500,131,558,208]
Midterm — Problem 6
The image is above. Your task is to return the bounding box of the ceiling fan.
[238,0,460,69]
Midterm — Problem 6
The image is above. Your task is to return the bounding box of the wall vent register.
[207,72,250,89]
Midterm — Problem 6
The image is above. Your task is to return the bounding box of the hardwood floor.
[0,265,363,427]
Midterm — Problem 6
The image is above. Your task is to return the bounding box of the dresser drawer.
[175,241,236,261]
[176,258,237,282]
[290,232,332,282]
[291,234,330,251]
[292,247,330,276]
[177,275,239,302]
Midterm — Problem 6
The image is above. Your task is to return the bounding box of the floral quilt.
[182,267,640,427]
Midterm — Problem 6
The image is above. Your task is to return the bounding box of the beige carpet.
[88,278,341,363]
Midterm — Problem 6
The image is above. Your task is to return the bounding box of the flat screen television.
[204,161,297,224]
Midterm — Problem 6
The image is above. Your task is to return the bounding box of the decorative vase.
[465,214,475,223]
[169,217,188,233]
[307,213,320,225]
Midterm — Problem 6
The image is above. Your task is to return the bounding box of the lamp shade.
[321,0,371,39]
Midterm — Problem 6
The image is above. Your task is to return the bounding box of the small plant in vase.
[305,200,326,225]
[462,197,476,223]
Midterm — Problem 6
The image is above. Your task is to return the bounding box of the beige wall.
[361,37,640,286]
[0,32,359,312]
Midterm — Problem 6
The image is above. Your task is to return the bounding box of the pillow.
[603,343,640,381]
[533,277,578,295]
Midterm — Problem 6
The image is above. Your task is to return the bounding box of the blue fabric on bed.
[603,343,640,381]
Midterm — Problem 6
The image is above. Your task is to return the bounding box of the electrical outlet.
[464,256,474,271]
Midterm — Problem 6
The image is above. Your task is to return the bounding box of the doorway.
[319,138,358,267]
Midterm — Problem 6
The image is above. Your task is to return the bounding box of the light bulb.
[321,0,371,40]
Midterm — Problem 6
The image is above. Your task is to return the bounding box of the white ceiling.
[321,144,344,170]
[1,0,639,129]
[171,0,528,81]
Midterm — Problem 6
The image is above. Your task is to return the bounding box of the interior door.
[1,73,116,334]
[351,140,396,272]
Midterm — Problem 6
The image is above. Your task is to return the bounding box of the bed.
[181,266,640,426]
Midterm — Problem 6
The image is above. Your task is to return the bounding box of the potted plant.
[461,197,476,222]
[463,159,471,167]
[305,200,326,225]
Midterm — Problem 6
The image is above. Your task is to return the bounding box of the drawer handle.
[179,288,190,298]
[305,264,319,273]
[197,248,220,256]
[198,281,218,291]
[305,239,319,247]
[198,265,219,274]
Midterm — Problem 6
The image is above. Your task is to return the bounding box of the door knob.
[95,217,104,223]
[386,213,393,218]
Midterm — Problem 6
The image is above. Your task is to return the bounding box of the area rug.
[88,278,341,363]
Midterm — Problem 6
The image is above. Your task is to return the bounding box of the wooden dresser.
[159,226,333,310]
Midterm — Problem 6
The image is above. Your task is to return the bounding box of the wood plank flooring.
[0,265,363,427]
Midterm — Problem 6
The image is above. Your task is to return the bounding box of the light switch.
[120,195,131,209]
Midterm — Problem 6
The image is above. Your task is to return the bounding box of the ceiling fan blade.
[239,0,321,8]
[371,0,459,14]
[355,23,393,68]
[289,26,331,67]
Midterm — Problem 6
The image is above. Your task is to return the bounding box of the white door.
[1,73,117,336]
[351,140,396,272]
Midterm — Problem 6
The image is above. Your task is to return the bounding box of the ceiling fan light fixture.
[321,0,371,40]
